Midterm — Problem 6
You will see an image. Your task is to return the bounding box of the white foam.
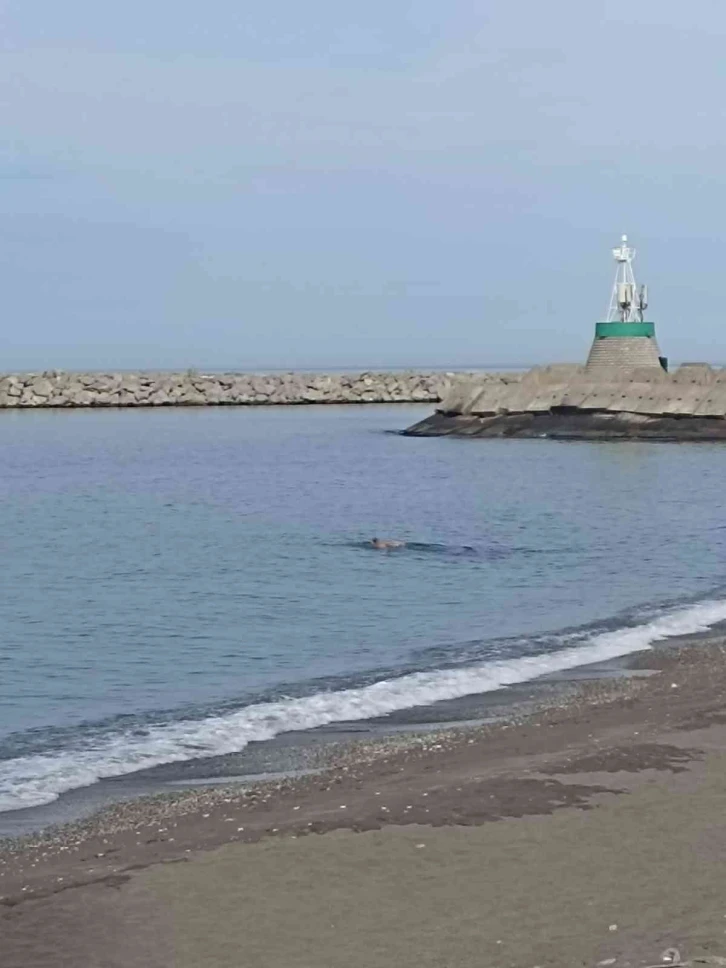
[2,598,726,813]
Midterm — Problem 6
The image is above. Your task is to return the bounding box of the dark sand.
[3,639,726,967]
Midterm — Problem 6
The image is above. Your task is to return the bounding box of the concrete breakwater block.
[405,363,726,440]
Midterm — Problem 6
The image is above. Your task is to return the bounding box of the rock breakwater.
[0,370,483,409]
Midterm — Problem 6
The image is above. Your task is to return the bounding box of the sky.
[2,0,726,370]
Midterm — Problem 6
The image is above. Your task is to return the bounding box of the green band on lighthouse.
[595,321,656,339]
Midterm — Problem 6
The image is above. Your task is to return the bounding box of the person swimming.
[370,537,405,549]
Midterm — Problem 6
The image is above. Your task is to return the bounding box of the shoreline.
[0,645,670,840]
[0,626,718,845]
[1,671,647,866]
[0,671,619,841]
[5,634,726,964]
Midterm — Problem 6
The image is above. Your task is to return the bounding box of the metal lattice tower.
[605,235,648,323]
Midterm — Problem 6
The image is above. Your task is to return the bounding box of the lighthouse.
[585,235,666,371]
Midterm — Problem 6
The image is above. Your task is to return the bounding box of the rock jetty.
[0,370,479,409]
[404,363,726,441]
[405,236,726,441]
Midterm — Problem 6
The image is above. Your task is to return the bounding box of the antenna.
[637,284,648,323]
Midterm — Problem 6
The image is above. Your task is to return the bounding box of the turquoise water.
[2,404,726,816]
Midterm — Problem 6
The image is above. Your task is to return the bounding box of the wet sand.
[3,637,726,967]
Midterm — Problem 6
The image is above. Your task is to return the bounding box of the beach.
[4,405,726,967]
[3,635,726,968]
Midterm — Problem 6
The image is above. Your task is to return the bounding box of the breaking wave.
[2,597,726,812]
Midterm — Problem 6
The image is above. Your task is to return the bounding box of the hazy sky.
[2,1,726,370]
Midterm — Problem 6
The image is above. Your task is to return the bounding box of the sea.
[2,402,726,835]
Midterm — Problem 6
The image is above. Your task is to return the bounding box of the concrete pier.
[403,364,726,441]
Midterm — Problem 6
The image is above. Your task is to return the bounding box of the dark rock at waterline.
[404,409,726,441]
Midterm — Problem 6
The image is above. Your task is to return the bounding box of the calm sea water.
[2,404,726,819]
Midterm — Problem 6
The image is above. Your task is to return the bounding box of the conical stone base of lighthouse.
[585,321,665,372]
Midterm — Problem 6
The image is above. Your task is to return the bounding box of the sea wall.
[434,363,726,419]
[404,363,726,440]
[0,370,492,409]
